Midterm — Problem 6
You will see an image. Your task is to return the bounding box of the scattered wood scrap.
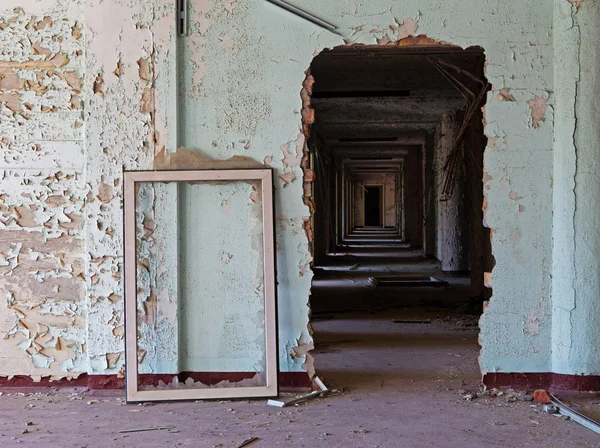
[118,426,174,433]
[267,377,328,407]
[237,436,260,447]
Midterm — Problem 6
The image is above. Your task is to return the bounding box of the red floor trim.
[0,372,312,391]
[483,372,600,392]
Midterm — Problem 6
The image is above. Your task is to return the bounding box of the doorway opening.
[364,186,383,227]
[303,41,493,390]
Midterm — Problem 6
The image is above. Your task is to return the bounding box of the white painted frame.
[124,169,277,402]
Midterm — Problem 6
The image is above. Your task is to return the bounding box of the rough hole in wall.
[302,40,494,391]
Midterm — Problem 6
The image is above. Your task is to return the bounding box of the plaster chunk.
[137,58,151,82]
[508,191,523,201]
[140,88,155,114]
[97,182,114,203]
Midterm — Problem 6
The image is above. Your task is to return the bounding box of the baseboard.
[483,372,600,392]
[0,372,312,392]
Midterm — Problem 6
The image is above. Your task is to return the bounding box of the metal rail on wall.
[264,0,339,34]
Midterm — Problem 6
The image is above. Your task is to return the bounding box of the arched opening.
[302,40,494,390]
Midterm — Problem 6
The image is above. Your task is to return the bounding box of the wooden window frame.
[123,169,278,402]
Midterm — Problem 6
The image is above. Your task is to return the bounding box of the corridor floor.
[0,309,598,447]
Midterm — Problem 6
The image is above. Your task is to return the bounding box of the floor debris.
[550,394,600,435]
[118,426,175,434]
[237,436,259,447]
[267,377,328,407]
[534,389,551,404]
[0,311,598,447]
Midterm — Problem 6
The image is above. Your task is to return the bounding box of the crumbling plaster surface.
[0,0,577,380]
[135,181,180,374]
[0,3,87,379]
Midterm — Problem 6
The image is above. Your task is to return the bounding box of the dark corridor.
[364,186,382,226]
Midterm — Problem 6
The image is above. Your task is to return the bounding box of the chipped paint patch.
[524,310,540,336]
[568,0,583,9]
[279,171,297,187]
[0,169,86,377]
[527,97,546,128]
[508,191,522,201]
[497,88,515,102]
[220,251,233,263]
[220,199,231,214]
[280,134,304,169]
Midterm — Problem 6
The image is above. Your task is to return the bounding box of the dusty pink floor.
[0,310,598,447]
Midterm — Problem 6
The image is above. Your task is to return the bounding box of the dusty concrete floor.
[0,310,598,447]
[1,256,598,447]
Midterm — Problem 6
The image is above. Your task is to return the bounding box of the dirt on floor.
[0,310,598,448]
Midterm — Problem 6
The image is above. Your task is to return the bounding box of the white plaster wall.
[0,0,562,380]
[552,0,600,375]
[178,181,265,373]
[125,0,558,376]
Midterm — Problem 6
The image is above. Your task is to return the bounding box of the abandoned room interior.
[0,0,600,446]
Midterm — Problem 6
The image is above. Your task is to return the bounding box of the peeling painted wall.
[1,0,596,381]
[0,3,87,380]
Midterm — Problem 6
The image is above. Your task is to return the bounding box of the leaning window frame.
[123,169,278,402]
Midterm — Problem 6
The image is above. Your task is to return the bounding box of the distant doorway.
[364,185,383,227]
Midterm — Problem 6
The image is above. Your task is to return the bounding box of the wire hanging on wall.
[428,56,489,199]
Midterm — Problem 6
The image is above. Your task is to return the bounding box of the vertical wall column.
[395,168,403,237]
[424,133,437,255]
[552,0,600,375]
[436,111,470,272]
[467,111,488,300]
[403,147,423,248]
